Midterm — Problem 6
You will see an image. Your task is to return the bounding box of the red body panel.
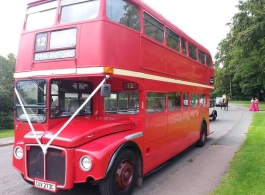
[13,0,214,192]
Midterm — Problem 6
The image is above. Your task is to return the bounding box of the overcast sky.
[0,0,239,59]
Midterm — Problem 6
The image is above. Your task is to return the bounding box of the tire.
[21,174,33,185]
[212,111,217,121]
[196,123,207,147]
[99,149,138,195]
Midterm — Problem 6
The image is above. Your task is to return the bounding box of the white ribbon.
[14,75,109,154]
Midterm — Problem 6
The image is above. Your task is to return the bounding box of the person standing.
[249,98,255,111]
[254,98,259,111]
[222,93,226,105]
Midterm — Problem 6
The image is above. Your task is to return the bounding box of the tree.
[0,53,16,129]
[214,0,265,100]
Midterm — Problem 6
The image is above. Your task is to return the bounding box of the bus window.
[188,42,197,60]
[144,12,164,43]
[104,92,139,114]
[15,80,47,122]
[26,1,57,31]
[181,38,187,55]
[183,92,188,109]
[106,0,140,31]
[50,80,92,118]
[190,94,198,108]
[146,92,166,113]
[166,28,180,52]
[206,54,211,67]
[168,92,181,111]
[198,50,205,64]
[60,0,100,24]
[200,94,206,107]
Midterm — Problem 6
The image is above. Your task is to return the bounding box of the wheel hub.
[115,160,133,192]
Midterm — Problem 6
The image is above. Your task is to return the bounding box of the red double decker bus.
[13,0,214,194]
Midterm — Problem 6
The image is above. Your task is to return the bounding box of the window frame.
[166,27,180,52]
[143,12,164,43]
[188,42,197,60]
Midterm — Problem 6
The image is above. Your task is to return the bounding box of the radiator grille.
[26,146,66,186]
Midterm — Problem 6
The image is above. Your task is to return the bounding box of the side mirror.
[100,84,111,97]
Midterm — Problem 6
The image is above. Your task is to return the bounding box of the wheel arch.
[105,141,143,183]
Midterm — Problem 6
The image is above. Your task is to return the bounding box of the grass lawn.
[0,129,14,138]
[210,103,265,195]
[230,100,265,110]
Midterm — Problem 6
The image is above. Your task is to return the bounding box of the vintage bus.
[12,0,214,194]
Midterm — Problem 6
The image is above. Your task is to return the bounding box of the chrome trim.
[79,155,92,172]
[14,146,23,160]
[24,144,68,189]
[125,132,143,141]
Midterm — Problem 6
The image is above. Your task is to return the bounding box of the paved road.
[0,104,251,195]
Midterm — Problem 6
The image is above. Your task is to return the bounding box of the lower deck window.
[146,92,166,114]
[104,92,139,114]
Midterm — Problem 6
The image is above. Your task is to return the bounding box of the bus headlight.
[79,156,92,171]
[14,146,23,159]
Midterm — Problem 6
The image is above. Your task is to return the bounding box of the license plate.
[34,179,57,192]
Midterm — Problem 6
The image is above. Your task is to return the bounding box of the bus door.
[182,92,190,148]
[189,94,200,144]
[167,92,184,157]
[144,92,168,172]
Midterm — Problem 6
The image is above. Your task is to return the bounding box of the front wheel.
[196,123,207,147]
[99,149,138,195]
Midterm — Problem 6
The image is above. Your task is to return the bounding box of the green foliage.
[214,0,265,100]
[0,54,15,129]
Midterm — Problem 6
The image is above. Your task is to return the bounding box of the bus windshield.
[50,80,93,118]
[26,1,57,31]
[104,92,139,114]
[15,80,46,123]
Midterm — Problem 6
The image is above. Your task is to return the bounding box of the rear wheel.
[196,123,207,147]
[99,149,138,195]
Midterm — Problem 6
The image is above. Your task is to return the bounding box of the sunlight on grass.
[0,129,14,138]
[210,112,265,195]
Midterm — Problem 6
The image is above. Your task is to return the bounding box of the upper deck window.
[106,0,140,31]
[26,1,57,31]
[144,12,164,43]
[166,28,180,52]
[198,50,205,64]
[60,0,100,24]
[181,38,187,55]
[206,54,211,67]
[188,42,197,60]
